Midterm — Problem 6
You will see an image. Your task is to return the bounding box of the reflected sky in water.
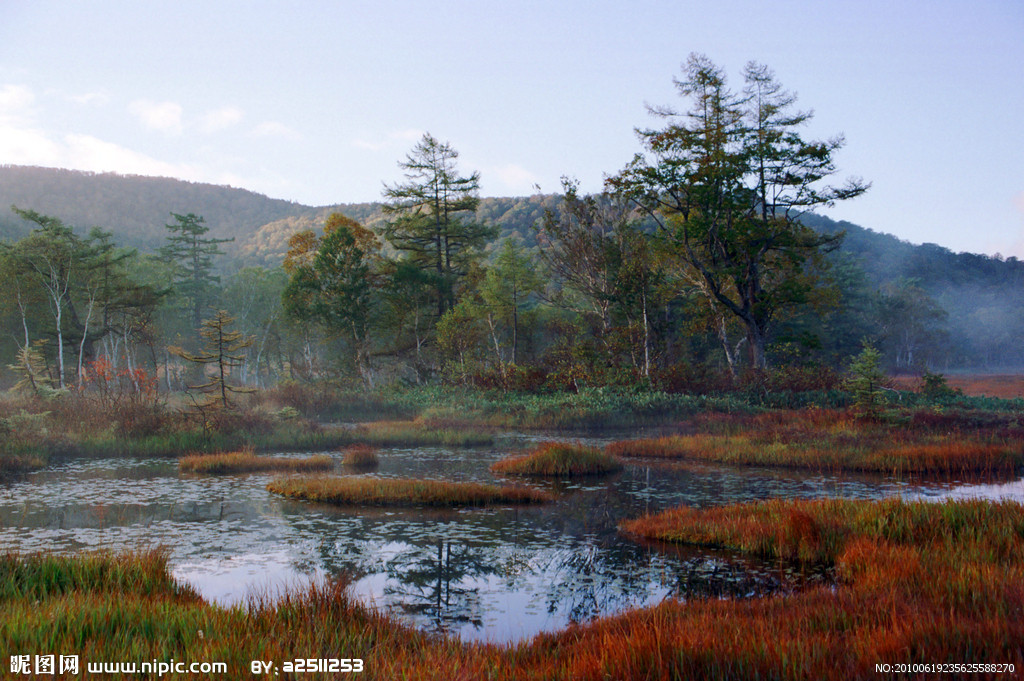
[1,432,1020,642]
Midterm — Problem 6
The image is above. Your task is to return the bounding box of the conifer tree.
[382,133,496,316]
[160,213,233,334]
[172,310,253,409]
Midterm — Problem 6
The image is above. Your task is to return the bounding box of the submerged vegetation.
[491,441,623,477]
[267,476,552,508]
[179,449,334,475]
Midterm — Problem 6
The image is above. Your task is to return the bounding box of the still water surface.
[1,432,1020,642]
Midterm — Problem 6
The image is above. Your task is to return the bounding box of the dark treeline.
[1,56,1022,395]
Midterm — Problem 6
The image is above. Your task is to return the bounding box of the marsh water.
[1,431,1021,642]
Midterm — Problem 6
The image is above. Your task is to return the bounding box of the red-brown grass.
[491,441,623,477]
[267,476,553,507]
[610,497,1024,679]
[893,373,1024,399]
[179,448,334,475]
[341,444,380,468]
[6,497,1024,680]
[605,409,1024,478]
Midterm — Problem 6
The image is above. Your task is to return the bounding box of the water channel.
[1,432,1021,643]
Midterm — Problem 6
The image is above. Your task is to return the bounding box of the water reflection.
[1,438,1019,643]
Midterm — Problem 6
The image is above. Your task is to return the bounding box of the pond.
[1,432,1021,643]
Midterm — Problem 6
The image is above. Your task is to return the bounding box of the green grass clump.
[179,449,334,475]
[491,441,623,477]
[267,476,552,507]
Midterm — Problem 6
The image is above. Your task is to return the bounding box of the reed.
[491,441,623,477]
[179,449,334,475]
[267,476,553,507]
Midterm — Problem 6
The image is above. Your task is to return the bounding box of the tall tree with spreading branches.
[609,54,868,370]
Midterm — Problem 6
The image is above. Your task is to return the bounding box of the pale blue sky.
[1,1,1022,256]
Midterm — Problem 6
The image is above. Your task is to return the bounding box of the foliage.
[617,497,1024,679]
[847,343,886,417]
[609,55,867,370]
[171,310,254,410]
[382,133,497,316]
[179,449,334,474]
[341,444,379,468]
[605,408,1024,478]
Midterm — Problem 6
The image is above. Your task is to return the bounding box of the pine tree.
[609,54,867,370]
[172,310,253,409]
[160,213,233,334]
[382,133,496,317]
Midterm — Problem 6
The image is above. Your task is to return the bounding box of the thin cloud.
[0,84,34,122]
[128,99,183,134]
[489,163,540,195]
[251,121,302,140]
[201,106,244,133]
[352,128,424,151]
[67,91,108,106]
[0,122,61,165]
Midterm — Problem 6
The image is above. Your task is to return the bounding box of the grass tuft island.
[267,476,552,507]
[491,441,623,477]
[179,449,334,474]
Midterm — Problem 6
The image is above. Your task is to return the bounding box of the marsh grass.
[267,476,552,507]
[338,420,494,447]
[7,498,1022,680]
[179,449,334,475]
[341,444,379,468]
[613,497,1024,679]
[606,409,1024,478]
[491,441,623,477]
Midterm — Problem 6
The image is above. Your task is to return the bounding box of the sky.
[0,0,1022,257]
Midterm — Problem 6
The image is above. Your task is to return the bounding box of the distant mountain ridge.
[0,165,559,267]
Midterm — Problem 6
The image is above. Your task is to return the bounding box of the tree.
[171,310,253,409]
[382,133,496,317]
[878,279,948,370]
[4,208,84,389]
[848,343,886,418]
[609,54,868,370]
[536,180,627,337]
[221,266,288,387]
[160,213,232,334]
[480,238,543,365]
[282,215,379,382]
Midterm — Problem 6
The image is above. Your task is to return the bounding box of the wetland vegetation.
[491,441,624,477]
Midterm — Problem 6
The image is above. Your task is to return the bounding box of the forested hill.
[2,165,1023,368]
[0,165,562,266]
